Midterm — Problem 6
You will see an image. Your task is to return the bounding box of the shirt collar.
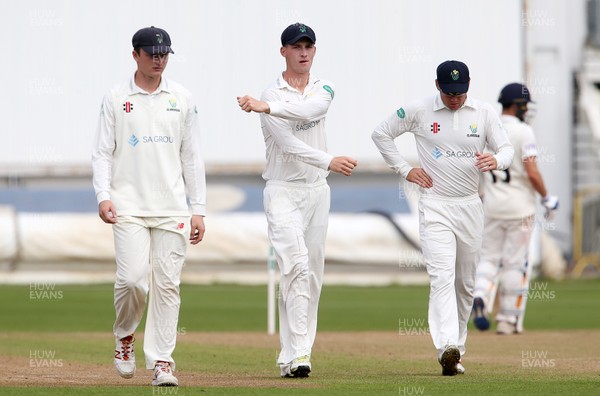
[128,73,171,95]
[433,94,476,111]
[276,73,318,92]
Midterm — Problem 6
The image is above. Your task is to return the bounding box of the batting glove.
[541,194,559,219]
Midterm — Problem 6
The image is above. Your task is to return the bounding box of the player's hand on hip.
[98,200,118,224]
[329,156,357,176]
[189,215,206,245]
[406,168,433,188]
[237,95,270,113]
[475,152,497,172]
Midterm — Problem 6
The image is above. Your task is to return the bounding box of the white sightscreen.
[1,0,523,170]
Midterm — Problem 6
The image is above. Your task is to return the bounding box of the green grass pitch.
[0,278,599,395]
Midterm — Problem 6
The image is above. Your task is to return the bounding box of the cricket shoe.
[152,361,178,386]
[114,334,136,379]
[439,345,461,376]
[290,355,311,378]
[457,361,465,374]
[496,321,517,335]
[472,297,490,331]
[280,363,293,378]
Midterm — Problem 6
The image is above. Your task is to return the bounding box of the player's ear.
[435,80,441,92]
[280,46,286,57]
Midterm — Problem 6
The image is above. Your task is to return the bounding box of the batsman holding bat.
[372,60,514,375]
[472,83,559,335]
[237,22,357,378]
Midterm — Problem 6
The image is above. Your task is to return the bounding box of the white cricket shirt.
[482,115,538,219]
[260,74,335,184]
[372,94,514,198]
[92,75,206,216]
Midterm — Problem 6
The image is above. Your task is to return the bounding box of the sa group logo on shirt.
[142,135,174,143]
[432,147,476,159]
[128,134,139,147]
[167,98,181,112]
[296,119,321,131]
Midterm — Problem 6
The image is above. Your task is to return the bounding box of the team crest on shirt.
[430,122,441,134]
[123,101,133,113]
[166,98,181,112]
[467,122,480,137]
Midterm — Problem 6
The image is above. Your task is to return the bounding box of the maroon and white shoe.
[114,334,136,379]
[152,361,178,386]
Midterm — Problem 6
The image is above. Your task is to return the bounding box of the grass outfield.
[0,279,599,395]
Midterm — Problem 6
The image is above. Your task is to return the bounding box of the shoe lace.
[155,362,171,374]
[116,335,134,361]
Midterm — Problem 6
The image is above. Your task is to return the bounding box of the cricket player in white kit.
[472,83,558,335]
[372,61,514,375]
[92,26,206,387]
[237,23,357,378]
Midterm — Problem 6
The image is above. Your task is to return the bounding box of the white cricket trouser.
[112,215,188,370]
[419,194,483,358]
[263,179,330,365]
[474,216,534,325]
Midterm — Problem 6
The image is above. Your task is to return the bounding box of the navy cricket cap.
[436,60,470,93]
[132,26,174,55]
[281,23,316,46]
[498,83,534,104]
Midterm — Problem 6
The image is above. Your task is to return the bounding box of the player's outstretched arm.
[406,168,433,188]
[237,95,270,113]
[329,156,357,176]
[237,84,333,121]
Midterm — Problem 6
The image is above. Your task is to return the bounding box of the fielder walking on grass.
[371,60,514,375]
[92,26,206,387]
[237,22,357,378]
[472,83,558,335]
